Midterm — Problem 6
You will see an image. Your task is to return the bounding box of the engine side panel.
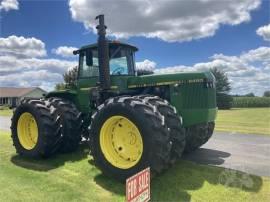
[169,77,217,127]
[127,71,217,127]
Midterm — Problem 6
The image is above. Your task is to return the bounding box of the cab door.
[76,49,99,113]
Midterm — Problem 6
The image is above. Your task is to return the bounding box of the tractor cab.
[74,42,138,78]
[73,15,139,92]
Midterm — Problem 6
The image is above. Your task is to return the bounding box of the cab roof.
[73,40,138,55]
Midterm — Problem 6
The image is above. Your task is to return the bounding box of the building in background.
[0,87,47,108]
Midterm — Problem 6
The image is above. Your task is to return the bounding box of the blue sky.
[0,0,269,95]
[2,0,269,66]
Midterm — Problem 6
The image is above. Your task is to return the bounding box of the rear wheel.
[136,95,186,164]
[47,97,83,153]
[89,96,171,181]
[11,99,61,157]
[184,122,215,153]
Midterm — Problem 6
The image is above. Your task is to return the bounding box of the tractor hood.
[127,71,215,88]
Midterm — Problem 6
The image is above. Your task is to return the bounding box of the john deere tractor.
[11,15,217,181]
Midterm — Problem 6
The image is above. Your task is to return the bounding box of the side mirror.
[86,49,93,66]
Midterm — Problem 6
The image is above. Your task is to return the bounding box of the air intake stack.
[95,15,110,90]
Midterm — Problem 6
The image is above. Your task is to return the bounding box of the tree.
[55,83,66,90]
[63,66,78,86]
[55,66,78,90]
[263,91,270,97]
[244,93,255,97]
[210,67,232,109]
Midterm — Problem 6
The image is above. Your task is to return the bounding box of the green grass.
[0,130,269,202]
[216,108,270,135]
[0,108,12,116]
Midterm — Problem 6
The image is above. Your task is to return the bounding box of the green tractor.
[11,15,217,181]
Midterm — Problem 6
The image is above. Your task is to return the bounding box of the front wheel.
[89,96,171,181]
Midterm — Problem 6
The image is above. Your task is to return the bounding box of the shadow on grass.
[93,159,263,201]
[10,141,90,171]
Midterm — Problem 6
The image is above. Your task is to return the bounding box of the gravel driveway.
[1,115,269,177]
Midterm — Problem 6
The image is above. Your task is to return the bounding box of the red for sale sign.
[126,167,150,202]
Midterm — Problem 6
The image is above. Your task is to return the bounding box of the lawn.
[0,130,269,202]
[0,108,13,116]
[216,108,270,135]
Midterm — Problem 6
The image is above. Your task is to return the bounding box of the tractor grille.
[179,82,216,109]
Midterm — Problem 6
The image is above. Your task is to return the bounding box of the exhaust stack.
[95,15,110,90]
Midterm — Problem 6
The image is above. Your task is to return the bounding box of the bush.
[210,68,232,109]
[232,97,270,108]
[217,93,233,109]
[263,91,270,97]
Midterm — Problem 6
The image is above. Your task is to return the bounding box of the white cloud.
[256,24,270,41]
[69,0,260,42]
[136,59,156,72]
[1,32,268,95]
[0,36,77,91]
[152,46,270,96]
[0,0,18,11]
[0,70,63,91]
[0,35,47,58]
[0,55,77,91]
[0,56,77,75]
[52,46,78,58]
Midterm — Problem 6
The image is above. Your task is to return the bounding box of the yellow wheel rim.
[17,112,38,150]
[100,116,143,169]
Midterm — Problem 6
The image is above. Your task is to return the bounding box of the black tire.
[89,96,171,181]
[136,95,186,164]
[184,122,215,153]
[47,97,83,153]
[11,99,61,158]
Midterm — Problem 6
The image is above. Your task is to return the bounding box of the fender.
[45,89,78,105]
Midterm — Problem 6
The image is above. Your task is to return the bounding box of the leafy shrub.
[210,68,232,109]
[263,91,270,97]
[232,97,270,108]
[217,93,233,109]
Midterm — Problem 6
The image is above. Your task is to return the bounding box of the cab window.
[79,50,99,78]
[78,46,135,78]
[109,47,134,75]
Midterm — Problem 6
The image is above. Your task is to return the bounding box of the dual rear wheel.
[89,95,185,181]
[11,98,82,158]
[90,95,214,181]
